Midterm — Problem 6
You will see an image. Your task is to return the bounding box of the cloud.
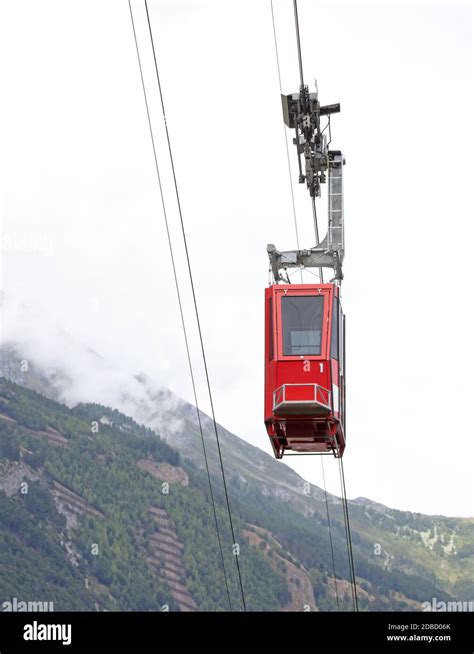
[0,293,186,439]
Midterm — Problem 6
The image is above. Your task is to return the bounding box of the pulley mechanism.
[281,84,340,199]
[268,1,346,285]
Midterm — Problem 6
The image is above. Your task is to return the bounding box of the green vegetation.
[0,378,472,611]
[0,494,94,610]
[0,380,288,611]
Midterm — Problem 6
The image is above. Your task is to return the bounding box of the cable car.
[264,282,345,458]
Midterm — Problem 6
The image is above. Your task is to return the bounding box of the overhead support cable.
[270,0,303,283]
[143,0,247,611]
[339,458,359,611]
[321,458,340,611]
[292,0,305,88]
[338,461,356,610]
[311,196,324,282]
[128,0,232,610]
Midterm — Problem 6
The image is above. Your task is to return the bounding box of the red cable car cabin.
[264,283,346,458]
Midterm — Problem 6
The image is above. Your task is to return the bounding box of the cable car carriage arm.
[267,151,345,283]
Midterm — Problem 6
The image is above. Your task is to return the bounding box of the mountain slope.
[0,379,288,611]
[0,346,473,611]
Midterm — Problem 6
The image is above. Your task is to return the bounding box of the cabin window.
[281,295,324,356]
[331,295,339,360]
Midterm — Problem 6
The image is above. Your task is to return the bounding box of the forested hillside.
[0,376,472,611]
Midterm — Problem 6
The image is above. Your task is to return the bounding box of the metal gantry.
[267,3,346,284]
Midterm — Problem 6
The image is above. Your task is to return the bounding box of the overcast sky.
[0,0,472,516]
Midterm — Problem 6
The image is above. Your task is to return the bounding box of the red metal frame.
[264,283,345,459]
[274,286,330,361]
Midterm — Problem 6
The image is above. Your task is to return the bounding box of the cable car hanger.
[264,0,347,461]
[267,0,345,284]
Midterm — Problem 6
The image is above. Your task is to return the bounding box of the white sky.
[0,0,473,516]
